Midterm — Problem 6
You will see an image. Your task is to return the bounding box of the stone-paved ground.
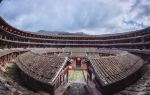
[68,70,85,82]
[63,83,89,95]
[0,63,49,95]
[0,81,11,95]
[114,64,150,95]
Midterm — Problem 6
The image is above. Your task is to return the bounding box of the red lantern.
[77,57,81,61]
[64,66,72,74]
[68,66,73,70]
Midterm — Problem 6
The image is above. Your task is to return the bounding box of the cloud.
[123,20,146,28]
[0,0,2,3]
[0,0,150,35]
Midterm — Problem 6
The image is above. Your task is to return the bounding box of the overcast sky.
[0,0,150,35]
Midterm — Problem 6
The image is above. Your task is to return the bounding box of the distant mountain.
[37,30,87,35]
[37,30,67,35]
